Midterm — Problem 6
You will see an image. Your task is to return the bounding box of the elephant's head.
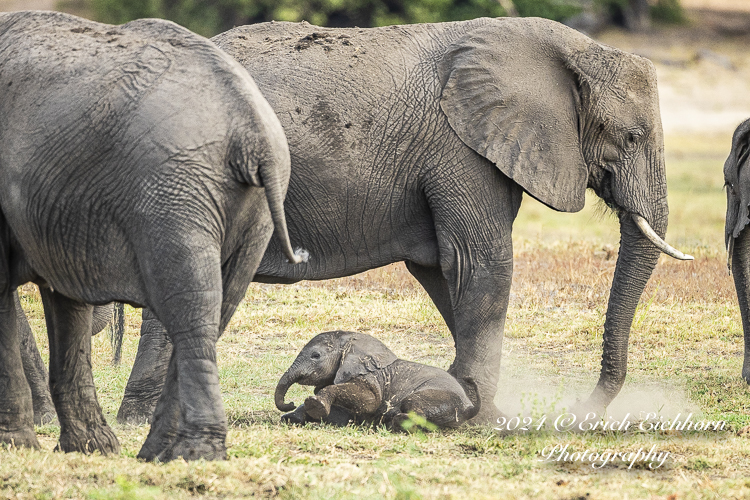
[438,17,691,408]
[725,118,750,264]
[275,331,397,411]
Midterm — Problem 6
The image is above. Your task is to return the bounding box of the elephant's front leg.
[281,404,354,426]
[732,226,750,383]
[40,288,119,454]
[137,350,180,461]
[304,380,380,420]
[423,167,523,424]
[445,256,513,424]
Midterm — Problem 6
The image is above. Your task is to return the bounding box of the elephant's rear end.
[0,11,298,461]
[0,11,289,305]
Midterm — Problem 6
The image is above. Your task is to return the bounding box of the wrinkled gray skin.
[0,11,301,461]
[16,292,113,425]
[725,118,750,383]
[275,331,480,430]
[117,17,683,425]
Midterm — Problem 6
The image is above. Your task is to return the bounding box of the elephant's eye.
[311,352,321,360]
[623,131,642,152]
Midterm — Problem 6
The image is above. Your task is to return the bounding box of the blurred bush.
[88,0,683,37]
[650,0,686,24]
[90,0,506,36]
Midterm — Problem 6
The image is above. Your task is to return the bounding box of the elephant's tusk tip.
[632,214,693,261]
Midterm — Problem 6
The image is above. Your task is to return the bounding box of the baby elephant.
[275,331,479,430]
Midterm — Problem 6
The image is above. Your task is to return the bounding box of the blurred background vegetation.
[66,0,685,37]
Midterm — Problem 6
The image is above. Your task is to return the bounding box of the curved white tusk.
[632,214,694,261]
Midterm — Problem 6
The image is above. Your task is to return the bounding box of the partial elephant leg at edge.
[732,226,750,384]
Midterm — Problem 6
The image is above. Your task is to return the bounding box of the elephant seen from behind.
[0,11,302,461]
[275,331,480,430]
[114,16,692,426]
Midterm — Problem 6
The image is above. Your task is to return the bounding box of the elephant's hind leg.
[0,290,39,448]
[141,238,268,462]
[117,308,172,426]
[40,288,119,454]
[137,349,180,460]
[392,388,469,431]
[16,291,56,425]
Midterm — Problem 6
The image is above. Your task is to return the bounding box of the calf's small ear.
[334,333,398,384]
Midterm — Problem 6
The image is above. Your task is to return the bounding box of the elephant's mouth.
[632,214,693,261]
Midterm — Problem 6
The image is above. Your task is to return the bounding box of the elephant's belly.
[255,223,439,283]
[8,221,147,306]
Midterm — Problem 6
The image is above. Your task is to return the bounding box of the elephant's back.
[213,20,488,96]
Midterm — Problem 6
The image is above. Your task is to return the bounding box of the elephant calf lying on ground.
[275,331,479,430]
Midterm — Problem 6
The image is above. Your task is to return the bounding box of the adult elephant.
[117,16,692,425]
[725,118,750,383]
[0,11,302,461]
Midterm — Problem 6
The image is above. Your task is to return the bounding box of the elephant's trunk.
[586,209,666,410]
[275,364,302,412]
[731,226,750,383]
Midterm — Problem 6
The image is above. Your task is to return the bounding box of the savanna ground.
[6,5,750,500]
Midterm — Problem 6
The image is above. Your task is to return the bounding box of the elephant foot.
[137,428,176,461]
[56,423,120,455]
[468,406,507,426]
[390,413,413,433]
[281,405,307,425]
[0,428,40,449]
[304,395,330,420]
[742,360,750,385]
[156,430,226,462]
[116,400,154,426]
[566,399,606,430]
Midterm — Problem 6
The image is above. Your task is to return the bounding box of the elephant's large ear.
[334,333,398,384]
[725,119,750,252]
[438,18,589,213]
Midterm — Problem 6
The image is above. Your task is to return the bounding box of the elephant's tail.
[261,162,309,265]
[460,377,481,421]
